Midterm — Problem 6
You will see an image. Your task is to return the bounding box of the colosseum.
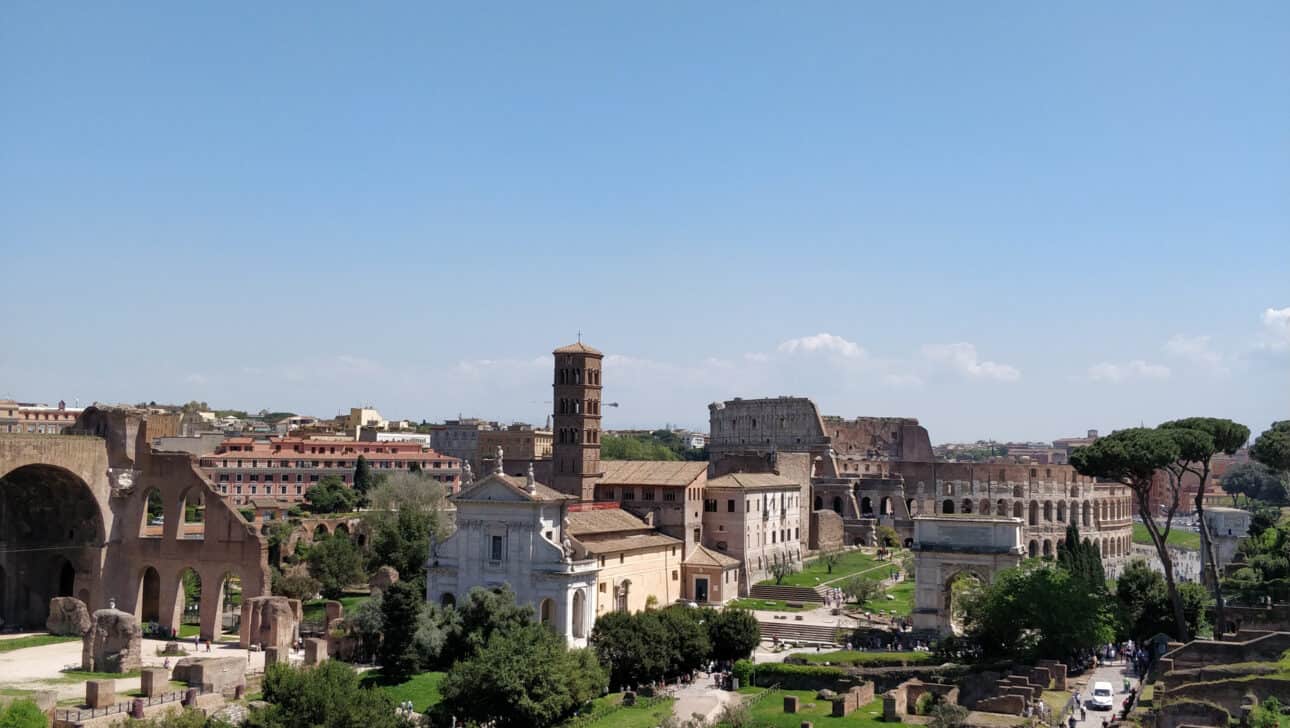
[708,396,1135,575]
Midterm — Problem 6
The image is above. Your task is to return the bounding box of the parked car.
[1090,682,1115,710]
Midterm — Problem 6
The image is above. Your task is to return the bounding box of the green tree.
[654,607,711,678]
[1071,428,1190,638]
[438,623,606,728]
[0,699,48,728]
[1114,559,1209,641]
[1159,417,1249,633]
[304,477,357,514]
[1221,462,1287,506]
[353,456,376,502]
[1056,524,1105,587]
[707,608,760,663]
[962,561,1116,661]
[306,534,365,599]
[1251,421,1290,472]
[589,611,670,689]
[841,576,882,605]
[271,570,320,602]
[819,549,841,574]
[247,661,402,728]
[876,525,901,548]
[441,586,534,664]
[377,581,423,680]
[928,703,969,728]
[344,593,385,663]
[363,473,450,594]
[265,520,296,566]
[768,560,797,585]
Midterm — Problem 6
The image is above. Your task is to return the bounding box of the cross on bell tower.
[551,340,604,501]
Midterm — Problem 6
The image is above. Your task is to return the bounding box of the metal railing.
[54,687,207,723]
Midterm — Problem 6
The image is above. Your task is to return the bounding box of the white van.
[1090,682,1114,710]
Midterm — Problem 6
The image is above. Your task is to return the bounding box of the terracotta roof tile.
[566,507,650,535]
[706,472,799,489]
[553,342,603,355]
[684,544,741,568]
[599,460,707,487]
[574,532,681,555]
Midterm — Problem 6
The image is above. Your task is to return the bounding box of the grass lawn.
[302,594,370,623]
[725,688,885,727]
[0,635,80,653]
[794,650,934,666]
[561,693,676,728]
[177,624,200,638]
[1042,690,1073,718]
[859,580,914,616]
[728,598,808,612]
[761,550,885,588]
[57,669,142,683]
[1133,523,1200,550]
[360,670,445,712]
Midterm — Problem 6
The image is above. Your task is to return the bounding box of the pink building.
[198,436,461,505]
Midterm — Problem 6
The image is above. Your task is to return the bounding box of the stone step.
[748,584,827,603]
[757,620,843,645]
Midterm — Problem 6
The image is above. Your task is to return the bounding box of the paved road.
[1058,660,1142,728]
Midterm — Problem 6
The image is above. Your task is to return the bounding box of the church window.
[490,535,504,562]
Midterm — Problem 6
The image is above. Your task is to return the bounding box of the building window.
[704,499,717,513]
[727,499,735,512]
[623,488,635,500]
[490,535,504,562]
[663,490,676,502]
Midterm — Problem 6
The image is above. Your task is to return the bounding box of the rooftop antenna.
[577,330,582,343]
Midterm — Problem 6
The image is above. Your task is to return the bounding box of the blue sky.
[2,2,1287,442]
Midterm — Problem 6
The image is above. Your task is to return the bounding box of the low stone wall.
[1160,676,1290,716]
[1156,700,1231,728]
[1161,631,1290,671]
[831,683,875,717]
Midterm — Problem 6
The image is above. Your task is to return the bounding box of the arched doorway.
[141,488,164,537]
[942,500,955,514]
[880,497,893,516]
[0,464,104,627]
[138,566,161,624]
[831,497,843,514]
[174,568,201,637]
[813,496,823,510]
[996,499,1007,516]
[1013,501,1023,519]
[961,499,973,514]
[179,488,204,540]
[217,572,243,638]
[860,497,873,516]
[440,592,456,607]
[1028,501,1039,526]
[313,524,329,541]
[540,598,553,625]
[944,571,984,635]
[1028,540,1038,558]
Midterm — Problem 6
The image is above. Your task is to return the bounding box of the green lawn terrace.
[723,688,885,728]
[757,549,892,588]
[1132,522,1201,550]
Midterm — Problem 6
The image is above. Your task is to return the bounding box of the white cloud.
[777,333,866,359]
[1087,360,1171,383]
[1260,306,1290,350]
[1164,334,1228,374]
[920,342,1021,382]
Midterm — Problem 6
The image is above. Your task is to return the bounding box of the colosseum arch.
[1043,501,1053,522]
[1057,501,1067,523]
[961,499,973,514]
[1028,500,1039,526]
[1082,501,1092,527]
[943,499,955,514]
[912,516,1023,633]
[996,499,1007,516]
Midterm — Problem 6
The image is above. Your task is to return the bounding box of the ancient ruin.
[0,407,270,638]
[81,608,143,673]
[239,595,298,653]
[46,595,91,635]
[910,515,1023,633]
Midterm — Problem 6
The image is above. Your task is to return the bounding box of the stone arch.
[215,571,243,638]
[943,569,987,635]
[334,522,350,538]
[178,486,205,540]
[1012,501,1023,519]
[880,496,893,516]
[539,598,553,625]
[978,499,990,515]
[137,565,162,624]
[831,496,843,514]
[1082,501,1091,527]
[961,499,973,514]
[571,588,586,639]
[907,499,916,516]
[1013,485,1024,498]
[942,499,955,514]
[996,499,1007,516]
[860,496,873,516]
[313,523,330,541]
[0,463,104,627]
[1043,501,1053,522]
[1057,501,1067,523]
[440,592,456,607]
[814,496,823,510]
[141,487,165,538]
[171,567,202,636]
[1028,500,1038,526]
[1042,539,1053,558]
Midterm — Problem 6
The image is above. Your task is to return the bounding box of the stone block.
[131,698,145,719]
[304,638,327,665]
[82,609,143,673]
[173,656,246,694]
[86,680,115,709]
[140,667,170,697]
[240,596,297,653]
[883,693,901,721]
[801,722,814,728]
[369,565,399,595]
[784,695,799,713]
[324,600,344,623]
[47,597,91,635]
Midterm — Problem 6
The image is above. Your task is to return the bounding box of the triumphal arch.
[910,515,1023,633]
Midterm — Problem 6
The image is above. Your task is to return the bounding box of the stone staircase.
[757,619,844,645]
[747,584,826,603]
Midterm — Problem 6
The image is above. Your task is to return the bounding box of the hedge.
[733,660,852,690]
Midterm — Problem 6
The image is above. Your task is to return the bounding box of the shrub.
[0,699,48,728]
[733,661,849,690]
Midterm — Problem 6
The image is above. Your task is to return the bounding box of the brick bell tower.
[551,340,604,501]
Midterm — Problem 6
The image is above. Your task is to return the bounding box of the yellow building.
[567,508,683,614]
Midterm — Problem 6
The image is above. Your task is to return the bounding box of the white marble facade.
[426,471,599,646]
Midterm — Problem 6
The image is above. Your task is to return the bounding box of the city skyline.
[2,3,1287,442]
